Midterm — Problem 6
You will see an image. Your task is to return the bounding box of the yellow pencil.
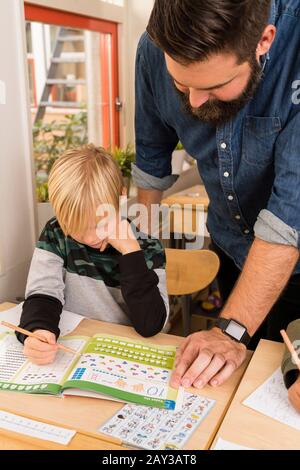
[1,321,80,356]
[280,329,300,371]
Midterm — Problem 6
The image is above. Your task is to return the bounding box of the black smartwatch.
[215,318,251,347]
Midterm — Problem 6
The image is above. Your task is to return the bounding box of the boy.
[17,144,169,364]
[282,320,300,413]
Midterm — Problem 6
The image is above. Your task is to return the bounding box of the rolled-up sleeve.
[134,33,179,191]
[254,112,300,249]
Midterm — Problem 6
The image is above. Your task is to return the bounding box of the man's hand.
[171,328,247,389]
[288,376,300,414]
[23,330,58,365]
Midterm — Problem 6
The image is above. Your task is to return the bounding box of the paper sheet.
[99,391,215,450]
[0,303,85,336]
[0,410,76,445]
[243,367,300,432]
[213,438,255,450]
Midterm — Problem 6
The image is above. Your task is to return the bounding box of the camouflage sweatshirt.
[281,319,300,389]
[17,218,169,343]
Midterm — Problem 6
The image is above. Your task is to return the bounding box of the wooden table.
[211,339,300,450]
[161,185,210,241]
[0,303,251,450]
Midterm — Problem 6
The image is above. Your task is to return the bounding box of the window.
[25,4,120,202]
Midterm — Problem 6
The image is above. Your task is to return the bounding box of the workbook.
[0,332,184,410]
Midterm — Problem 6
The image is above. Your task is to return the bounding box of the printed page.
[0,303,85,336]
[99,392,215,450]
[63,334,184,410]
[0,333,87,395]
[243,367,300,432]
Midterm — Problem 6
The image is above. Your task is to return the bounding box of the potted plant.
[33,111,88,231]
[112,144,136,195]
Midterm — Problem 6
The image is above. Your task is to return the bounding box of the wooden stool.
[165,248,220,336]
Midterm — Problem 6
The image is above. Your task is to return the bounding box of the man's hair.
[48,144,123,236]
[147,0,271,64]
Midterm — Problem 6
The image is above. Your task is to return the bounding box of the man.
[133,0,300,390]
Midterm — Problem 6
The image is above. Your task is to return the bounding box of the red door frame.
[24,2,120,147]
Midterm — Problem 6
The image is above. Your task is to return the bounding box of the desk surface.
[211,339,300,450]
[0,302,251,450]
[162,185,209,211]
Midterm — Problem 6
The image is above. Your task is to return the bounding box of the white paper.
[0,410,76,445]
[243,368,300,432]
[0,303,85,337]
[213,438,255,450]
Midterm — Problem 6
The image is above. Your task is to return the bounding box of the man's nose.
[189,89,209,108]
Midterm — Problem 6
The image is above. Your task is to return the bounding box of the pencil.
[280,329,300,371]
[1,321,80,356]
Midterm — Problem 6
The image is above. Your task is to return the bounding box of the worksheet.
[243,367,300,432]
[0,303,85,336]
[99,392,215,450]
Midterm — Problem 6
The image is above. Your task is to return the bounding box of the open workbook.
[0,332,184,410]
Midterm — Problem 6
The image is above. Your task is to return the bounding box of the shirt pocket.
[242,116,282,167]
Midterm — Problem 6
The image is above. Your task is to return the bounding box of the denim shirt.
[133,0,300,272]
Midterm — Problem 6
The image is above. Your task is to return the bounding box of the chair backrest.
[165,248,220,296]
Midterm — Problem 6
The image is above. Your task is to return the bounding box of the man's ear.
[256,24,277,58]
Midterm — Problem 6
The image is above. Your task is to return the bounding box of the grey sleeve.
[25,248,65,305]
[254,209,299,248]
[132,163,179,192]
[154,268,170,329]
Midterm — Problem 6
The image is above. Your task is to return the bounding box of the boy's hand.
[23,330,58,365]
[107,219,141,255]
[288,376,300,413]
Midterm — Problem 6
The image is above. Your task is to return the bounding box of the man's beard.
[176,56,263,126]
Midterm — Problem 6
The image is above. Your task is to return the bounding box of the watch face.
[225,321,246,341]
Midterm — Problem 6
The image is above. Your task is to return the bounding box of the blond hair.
[48,144,124,235]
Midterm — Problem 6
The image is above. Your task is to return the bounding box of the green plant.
[33,111,88,177]
[36,181,49,203]
[112,144,136,179]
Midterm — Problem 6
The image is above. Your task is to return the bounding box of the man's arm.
[171,238,299,389]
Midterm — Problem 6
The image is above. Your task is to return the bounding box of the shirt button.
[235,215,241,220]
[228,195,234,201]
[224,172,230,178]
[244,229,250,235]
[220,142,227,150]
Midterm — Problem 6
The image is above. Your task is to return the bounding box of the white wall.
[0,0,37,302]
[119,0,154,145]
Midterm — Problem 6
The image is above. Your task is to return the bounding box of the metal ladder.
[34,27,86,124]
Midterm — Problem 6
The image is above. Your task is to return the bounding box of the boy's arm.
[119,250,168,338]
[281,319,300,389]
[17,246,65,344]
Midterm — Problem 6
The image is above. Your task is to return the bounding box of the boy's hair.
[147,0,271,65]
[48,144,124,236]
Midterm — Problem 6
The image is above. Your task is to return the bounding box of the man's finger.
[193,353,226,388]
[174,336,191,367]
[208,360,237,387]
[170,344,199,388]
[181,348,215,388]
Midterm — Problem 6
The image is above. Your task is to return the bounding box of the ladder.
[34,27,86,124]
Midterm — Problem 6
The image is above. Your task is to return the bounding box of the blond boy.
[17,145,169,364]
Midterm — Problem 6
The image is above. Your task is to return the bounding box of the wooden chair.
[165,249,220,336]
